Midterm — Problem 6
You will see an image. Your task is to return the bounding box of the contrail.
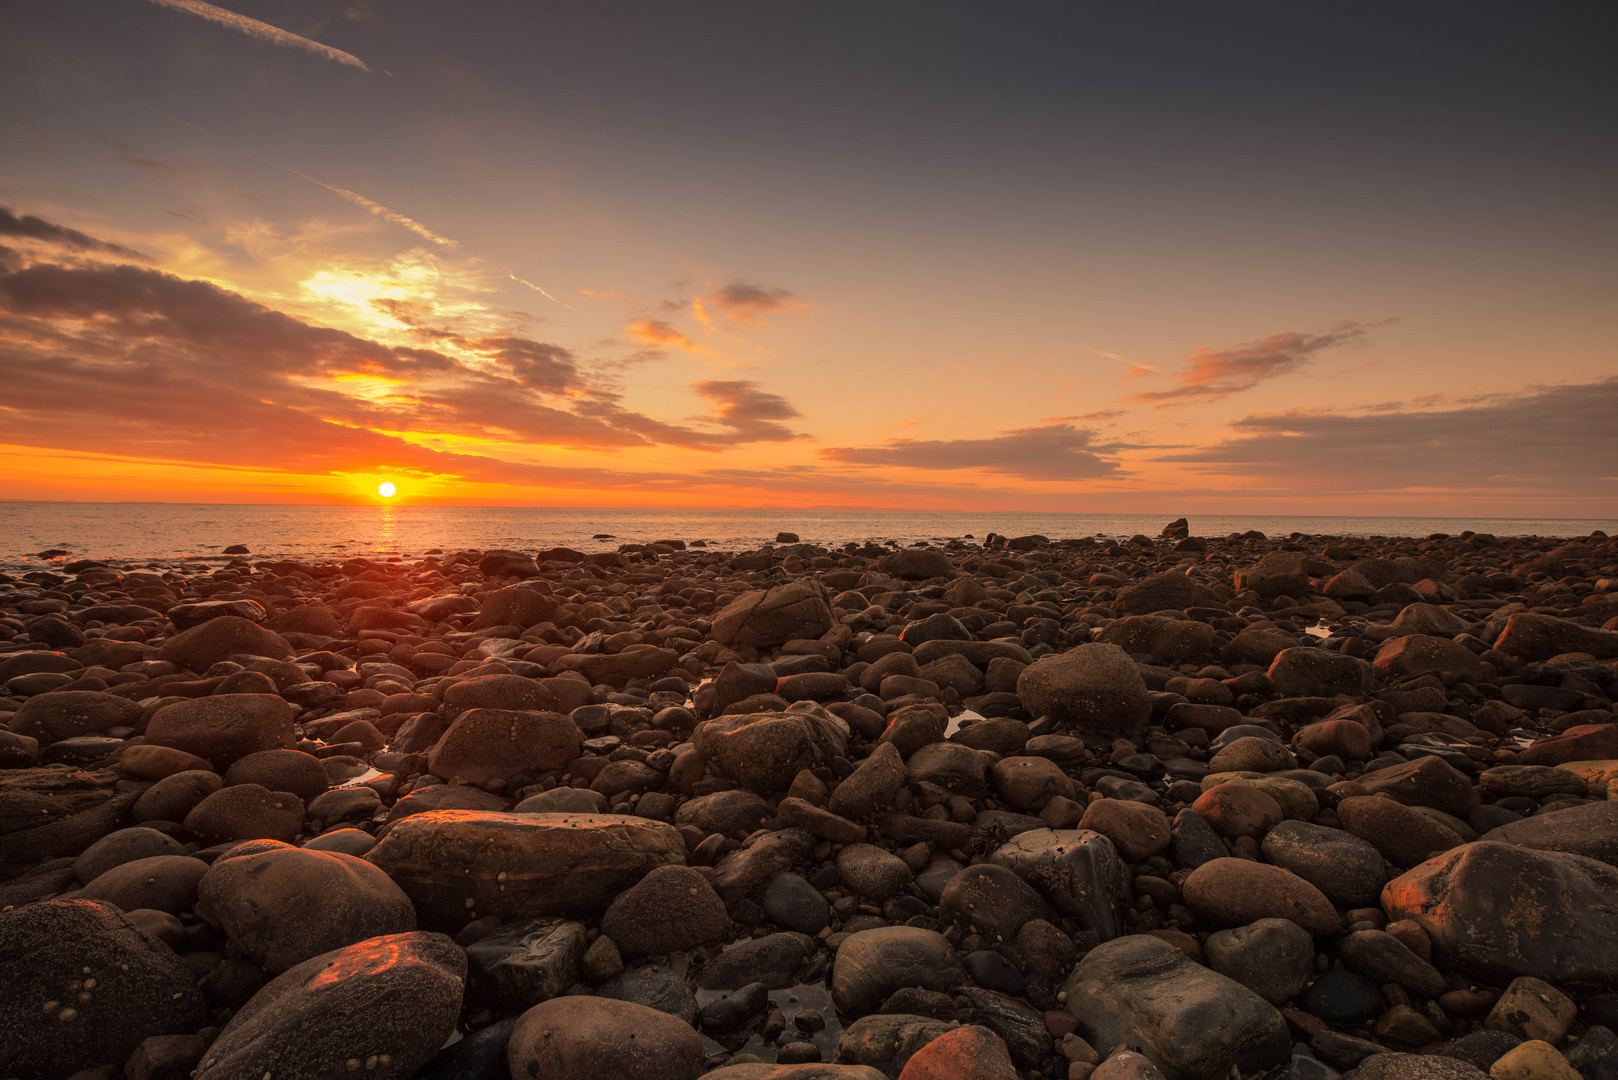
[144,0,372,72]
[509,272,577,311]
[282,167,458,248]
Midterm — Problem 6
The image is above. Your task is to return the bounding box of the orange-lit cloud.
[0,207,145,259]
[819,423,1130,481]
[1127,322,1368,404]
[626,317,705,353]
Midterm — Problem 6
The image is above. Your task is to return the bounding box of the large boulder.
[988,828,1133,942]
[154,615,294,671]
[694,707,849,796]
[1493,613,1618,661]
[877,548,955,580]
[1016,644,1151,737]
[1061,935,1290,1080]
[1260,820,1386,908]
[1096,616,1219,665]
[365,810,687,928]
[198,842,417,973]
[474,584,557,629]
[1482,802,1618,867]
[600,864,731,959]
[1382,841,1618,986]
[1181,858,1340,937]
[194,933,465,1080]
[143,694,296,769]
[1374,635,1485,680]
[710,581,837,648]
[1234,552,1311,599]
[426,708,581,786]
[0,900,208,1080]
[1113,572,1207,616]
[1267,648,1373,698]
[506,996,704,1080]
[831,926,967,1015]
[9,691,144,745]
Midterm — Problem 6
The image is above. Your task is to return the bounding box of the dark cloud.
[691,380,806,444]
[708,280,804,325]
[1127,322,1367,404]
[0,207,145,259]
[819,423,1128,481]
[1157,378,1618,496]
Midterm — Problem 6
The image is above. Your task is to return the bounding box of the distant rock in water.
[223,544,250,554]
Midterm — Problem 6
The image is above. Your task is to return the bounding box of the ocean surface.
[1,504,1613,572]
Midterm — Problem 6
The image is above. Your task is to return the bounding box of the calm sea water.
[1,504,1613,572]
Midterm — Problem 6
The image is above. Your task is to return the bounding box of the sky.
[1,0,1614,514]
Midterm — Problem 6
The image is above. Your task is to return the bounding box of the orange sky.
[1,2,1614,514]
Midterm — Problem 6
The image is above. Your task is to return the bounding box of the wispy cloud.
[282,168,457,248]
[819,423,1129,481]
[1095,349,1162,379]
[144,0,372,72]
[509,272,577,311]
[1127,321,1368,404]
[691,381,806,443]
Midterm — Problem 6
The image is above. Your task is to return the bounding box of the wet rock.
[1017,644,1151,737]
[366,810,687,928]
[465,917,586,1011]
[193,932,465,1080]
[198,842,416,973]
[596,963,699,1025]
[713,829,815,900]
[831,927,967,1016]
[697,931,817,990]
[763,872,832,935]
[0,899,208,1080]
[506,995,704,1080]
[601,864,731,958]
[1382,841,1618,986]
[1062,934,1290,1080]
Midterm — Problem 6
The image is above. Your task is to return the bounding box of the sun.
[377,480,397,498]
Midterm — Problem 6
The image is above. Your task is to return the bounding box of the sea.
[1,503,1613,573]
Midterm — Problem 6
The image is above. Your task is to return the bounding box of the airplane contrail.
[144,0,372,72]
[509,272,578,311]
[282,167,458,249]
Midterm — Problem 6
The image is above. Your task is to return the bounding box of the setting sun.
[377,480,397,498]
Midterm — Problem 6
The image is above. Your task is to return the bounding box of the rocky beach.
[2,522,1617,1080]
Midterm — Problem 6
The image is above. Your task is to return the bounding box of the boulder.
[1016,644,1151,736]
[1267,648,1373,698]
[1114,573,1205,616]
[1235,552,1311,598]
[600,865,731,959]
[198,842,417,973]
[1375,636,1485,680]
[1482,802,1618,866]
[365,810,687,928]
[1061,934,1290,1080]
[1181,858,1340,937]
[474,585,558,629]
[154,615,294,671]
[694,708,849,796]
[194,933,465,1080]
[878,549,956,580]
[1493,613,1618,661]
[143,694,296,769]
[1382,841,1618,986]
[0,900,208,1080]
[506,996,704,1080]
[184,784,303,845]
[1260,820,1386,908]
[831,926,967,1016]
[988,828,1132,943]
[9,691,144,745]
[711,581,838,648]
[1097,616,1219,665]
[427,708,581,786]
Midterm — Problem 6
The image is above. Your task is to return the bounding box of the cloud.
[509,272,577,311]
[0,245,812,478]
[1127,321,1368,404]
[707,280,805,325]
[282,168,458,248]
[1157,378,1618,496]
[690,381,807,444]
[144,0,372,72]
[819,423,1129,481]
[0,207,145,259]
[626,318,705,352]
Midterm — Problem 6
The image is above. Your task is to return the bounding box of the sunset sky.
[2,1,1614,513]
